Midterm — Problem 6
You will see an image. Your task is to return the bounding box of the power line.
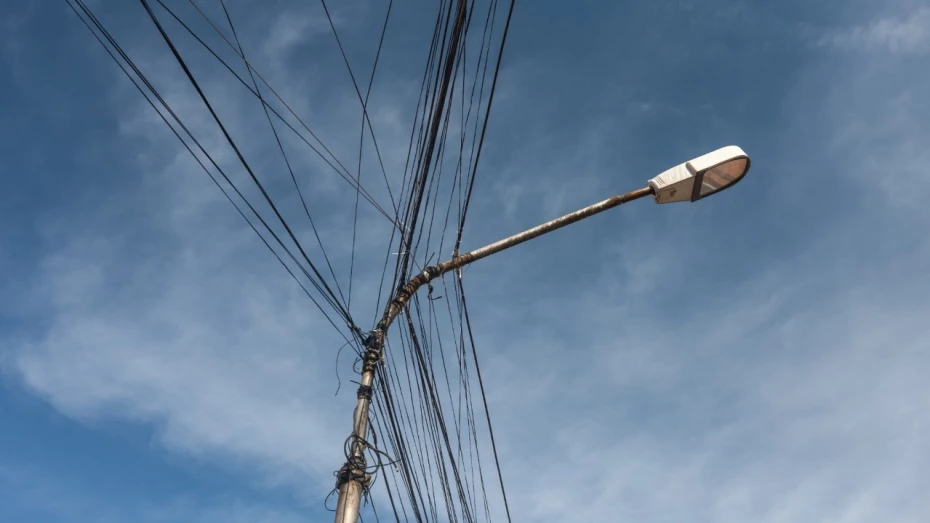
[217,0,351,315]
[455,1,516,253]
[64,0,356,346]
[139,0,357,329]
[349,0,395,312]
[318,0,398,217]
[458,277,511,522]
[175,0,403,229]
[70,2,518,520]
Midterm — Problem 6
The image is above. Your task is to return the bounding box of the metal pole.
[332,185,654,523]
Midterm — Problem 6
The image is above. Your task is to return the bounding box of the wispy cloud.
[819,6,930,55]
[799,5,930,208]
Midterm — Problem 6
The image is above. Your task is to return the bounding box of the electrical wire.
[178,0,402,229]
[70,1,518,520]
[217,0,351,314]
[349,0,395,312]
[65,0,358,347]
[139,0,357,330]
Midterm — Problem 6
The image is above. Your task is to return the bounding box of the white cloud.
[795,6,930,209]
[820,6,930,54]
[15,210,349,488]
[261,7,330,57]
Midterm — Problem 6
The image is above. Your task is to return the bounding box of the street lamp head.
[647,146,751,204]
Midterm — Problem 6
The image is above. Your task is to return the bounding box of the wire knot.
[361,330,384,371]
[335,455,369,489]
[356,384,372,401]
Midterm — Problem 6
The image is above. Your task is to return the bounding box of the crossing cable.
[139,0,357,329]
[176,0,402,229]
[457,277,511,522]
[66,0,355,345]
[370,2,448,328]
[217,0,350,313]
[454,1,515,255]
[349,0,395,311]
[395,0,469,295]
[319,0,399,218]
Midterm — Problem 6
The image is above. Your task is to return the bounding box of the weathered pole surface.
[333,186,654,523]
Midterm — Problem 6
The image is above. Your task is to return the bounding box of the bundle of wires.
[66,1,514,520]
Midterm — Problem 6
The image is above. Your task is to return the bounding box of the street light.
[648,145,751,203]
[333,145,752,523]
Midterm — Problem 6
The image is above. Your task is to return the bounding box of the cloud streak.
[819,6,930,55]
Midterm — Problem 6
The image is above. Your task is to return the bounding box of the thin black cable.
[334,339,360,396]
[395,1,468,292]
[181,0,401,229]
[66,0,354,346]
[374,398,422,520]
[428,284,475,515]
[385,334,436,519]
[217,0,351,313]
[349,0,395,312]
[139,0,356,329]
[143,2,360,316]
[376,347,430,520]
[459,1,497,244]
[372,2,445,326]
[132,0,361,340]
[389,328,442,520]
[449,275,492,521]
[76,2,509,519]
[412,275,485,522]
[404,305,475,522]
[390,0,449,294]
[369,400,409,522]
[318,0,397,215]
[455,0,515,253]
[103,5,351,335]
[441,0,492,264]
[416,0,479,272]
[459,277,511,522]
[373,3,517,520]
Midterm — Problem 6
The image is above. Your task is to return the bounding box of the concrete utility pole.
[332,146,752,522]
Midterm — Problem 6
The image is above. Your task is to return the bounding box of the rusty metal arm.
[333,184,654,523]
[381,185,654,330]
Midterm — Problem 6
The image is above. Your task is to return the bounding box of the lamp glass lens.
[699,157,748,197]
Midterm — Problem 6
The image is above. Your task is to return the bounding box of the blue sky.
[2,0,930,522]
